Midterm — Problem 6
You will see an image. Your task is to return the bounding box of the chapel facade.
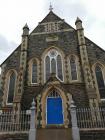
[0,8,105,129]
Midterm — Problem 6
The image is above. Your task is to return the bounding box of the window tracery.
[44,49,63,82]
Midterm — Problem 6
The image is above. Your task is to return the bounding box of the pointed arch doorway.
[46,89,63,124]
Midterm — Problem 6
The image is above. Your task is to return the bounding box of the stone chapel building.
[0,7,105,130]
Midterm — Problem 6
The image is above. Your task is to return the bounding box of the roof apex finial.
[49,2,53,11]
[23,23,29,29]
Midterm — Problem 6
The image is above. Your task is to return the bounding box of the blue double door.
[47,97,63,124]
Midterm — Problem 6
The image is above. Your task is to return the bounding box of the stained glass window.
[45,49,63,82]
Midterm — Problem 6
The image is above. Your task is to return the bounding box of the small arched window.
[70,56,77,80]
[45,49,63,82]
[31,59,37,84]
[7,72,16,104]
[95,65,105,99]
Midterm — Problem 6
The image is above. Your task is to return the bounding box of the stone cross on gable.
[49,3,53,11]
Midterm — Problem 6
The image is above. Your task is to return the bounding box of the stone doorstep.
[8,138,25,140]
[7,139,23,140]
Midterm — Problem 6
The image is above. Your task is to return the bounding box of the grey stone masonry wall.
[1,47,21,73]
[80,130,105,140]
[28,30,79,60]
[21,83,89,110]
[86,38,105,66]
[0,130,105,140]
[0,134,28,140]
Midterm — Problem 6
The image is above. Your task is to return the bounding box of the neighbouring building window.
[7,72,16,104]
[45,49,63,82]
[70,56,77,80]
[95,65,105,99]
[46,89,63,124]
[32,60,37,83]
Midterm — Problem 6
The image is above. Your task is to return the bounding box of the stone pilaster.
[75,17,98,108]
[0,64,6,107]
[13,24,29,111]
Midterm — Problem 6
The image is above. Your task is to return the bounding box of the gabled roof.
[1,11,74,66]
[40,11,63,23]
[31,11,75,34]
[1,10,105,67]
[0,45,21,67]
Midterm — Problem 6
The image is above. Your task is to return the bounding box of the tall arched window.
[46,89,63,124]
[95,65,105,99]
[45,49,63,82]
[32,59,37,83]
[7,72,16,104]
[70,56,77,80]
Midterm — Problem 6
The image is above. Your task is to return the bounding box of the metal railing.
[76,107,105,130]
[0,101,105,138]
[0,110,30,133]
[0,100,35,140]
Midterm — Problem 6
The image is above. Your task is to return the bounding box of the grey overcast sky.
[0,0,105,64]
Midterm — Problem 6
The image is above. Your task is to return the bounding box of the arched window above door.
[44,49,63,82]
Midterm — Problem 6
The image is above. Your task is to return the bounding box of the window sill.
[100,99,105,101]
[6,103,13,106]
[70,79,80,82]
[28,83,39,86]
